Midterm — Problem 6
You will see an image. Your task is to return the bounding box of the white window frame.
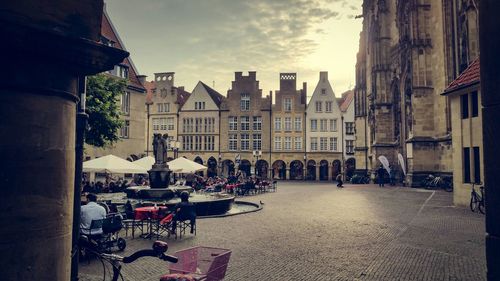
[229,134,238,151]
[253,134,262,150]
[253,116,262,131]
[310,119,317,132]
[240,93,250,111]
[320,137,327,151]
[240,133,250,150]
[294,117,302,131]
[284,136,292,150]
[284,98,292,112]
[284,117,292,131]
[294,137,302,150]
[229,116,238,131]
[274,117,282,131]
[241,116,250,131]
[320,119,327,132]
[274,136,282,150]
[315,101,322,112]
[310,137,318,151]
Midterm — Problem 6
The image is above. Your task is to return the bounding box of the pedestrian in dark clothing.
[377,165,385,187]
[336,173,343,188]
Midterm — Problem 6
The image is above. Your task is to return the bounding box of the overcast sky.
[105,0,363,99]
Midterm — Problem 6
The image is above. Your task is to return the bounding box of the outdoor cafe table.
[225,183,241,192]
[134,206,169,238]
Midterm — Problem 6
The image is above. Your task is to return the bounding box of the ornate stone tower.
[354,0,479,186]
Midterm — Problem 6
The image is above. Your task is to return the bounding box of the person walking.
[377,165,385,187]
[336,173,344,188]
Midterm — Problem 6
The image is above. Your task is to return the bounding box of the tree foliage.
[85,74,126,147]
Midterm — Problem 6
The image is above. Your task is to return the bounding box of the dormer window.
[117,65,129,79]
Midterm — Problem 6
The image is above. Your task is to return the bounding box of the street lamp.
[170,140,181,159]
[303,154,307,181]
[252,150,262,177]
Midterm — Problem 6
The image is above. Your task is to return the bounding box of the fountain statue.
[125,133,236,216]
[149,133,171,188]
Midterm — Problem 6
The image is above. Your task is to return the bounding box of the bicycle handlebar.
[122,249,178,264]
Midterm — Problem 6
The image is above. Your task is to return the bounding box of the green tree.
[85,74,126,147]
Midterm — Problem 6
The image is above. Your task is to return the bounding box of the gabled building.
[145,72,190,158]
[339,90,356,179]
[442,58,482,207]
[178,81,225,177]
[84,8,147,161]
[271,73,307,180]
[219,72,272,178]
[305,72,343,181]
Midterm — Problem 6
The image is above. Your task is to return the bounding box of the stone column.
[328,164,333,181]
[315,165,320,181]
[0,2,127,280]
[285,168,290,180]
[480,2,500,280]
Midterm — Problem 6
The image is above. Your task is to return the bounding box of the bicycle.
[470,182,485,214]
[80,240,231,281]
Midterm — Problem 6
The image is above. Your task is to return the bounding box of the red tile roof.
[143,80,155,104]
[101,11,145,91]
[339,90,354,112]
[444,58,480,94]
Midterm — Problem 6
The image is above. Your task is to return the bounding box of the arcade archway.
[239,159,251,178]
[255,160,269,178]
[290,160,304,180]
[319,160,329,181]
[207,157,217,178]
[272,160,286,180]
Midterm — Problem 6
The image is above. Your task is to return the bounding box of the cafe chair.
[153,213,175,239]
[174,204,197,239]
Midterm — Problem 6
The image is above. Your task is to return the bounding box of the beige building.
[354,0,479,186]
[443,59,483,206]
[271,73,307,180]
[178,81,225,177]
[305,72,344,181]
[84,9,146,161]
[144,72,190,158]
[219,72,272,177]
[339,90,356,179]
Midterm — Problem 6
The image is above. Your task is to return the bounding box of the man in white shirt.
[80,193,107,235]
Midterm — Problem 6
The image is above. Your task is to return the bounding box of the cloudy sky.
[105,0,363,99]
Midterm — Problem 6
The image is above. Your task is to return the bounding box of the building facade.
[84,9,146,161]
[178,81,224,177]
[339,90,356,179]
[219,72,272,178]
[271,73,307,180]
[354,0,480,186]
[145,72,190,158]
[443,59,483,206]
[305,72,344,181]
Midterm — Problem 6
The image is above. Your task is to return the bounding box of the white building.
[178,81,225,177]
[339,90,356,179]
[305,72,344,180]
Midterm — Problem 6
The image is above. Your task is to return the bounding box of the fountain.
[125,134,235,216]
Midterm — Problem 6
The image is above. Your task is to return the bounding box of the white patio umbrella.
[132,156,155,170]
[133,156,183,173]
[83,154,147,174]
[167,157,208,173]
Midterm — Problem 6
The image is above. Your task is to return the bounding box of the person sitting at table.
[80,193,107,236]
[172,192,196,234]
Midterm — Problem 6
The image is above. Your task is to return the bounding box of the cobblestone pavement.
[79,182,486,281]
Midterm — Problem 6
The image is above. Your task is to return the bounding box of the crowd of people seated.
[82,175,149,194]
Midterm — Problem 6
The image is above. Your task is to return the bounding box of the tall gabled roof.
[200,81,225,107]
[176,87,191,106]
[101,9,145,91]
[339,90,354,112]
[443,58,480,94]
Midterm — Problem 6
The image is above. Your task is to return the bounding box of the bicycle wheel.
[478,200,485,214]
[470,194,478,212]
